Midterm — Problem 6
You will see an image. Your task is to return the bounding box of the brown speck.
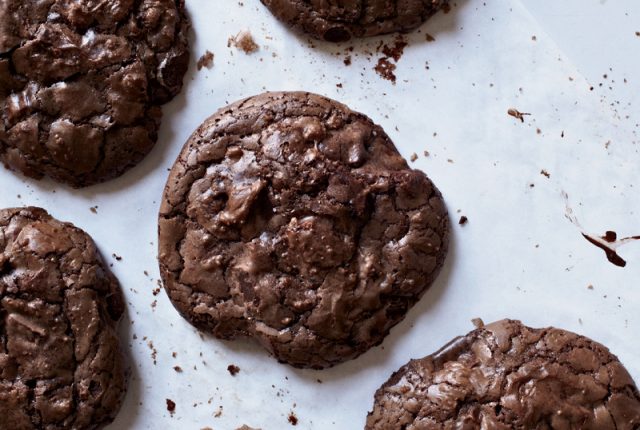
[588,285,594,290]
[459,216,468,225]
[112,253,122,261]
[89,206,98,214]
[288,413,298,426]
[423,150,430,157]
[374,35,407,84]
[410,153,418,162]
[374,57,396,84]
[471,318,484,328]
[531,35,537,41]
[227,364,240,376]
[214,406,223,417]
[536,128,541,134]
[425,33,435,42]
[507,108,531,123]
[582,233,627,267]
[166,399,176,414]
[343,55,352,66]
[540,169,550,178]
[197,50,214,70]
[229,30,259,54]
[173,366,183,373]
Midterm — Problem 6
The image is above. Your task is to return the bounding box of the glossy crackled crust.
[0,0,190,187]
[366,319,640,429]
[159,91,449,369]
[260,0,449,42]
[0,207,126,430]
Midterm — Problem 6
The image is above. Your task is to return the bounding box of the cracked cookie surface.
[366,319,640,429]
[260,0,449,42]
[158,91,449,369]
[0,207,127,430]
[0,0,190,187]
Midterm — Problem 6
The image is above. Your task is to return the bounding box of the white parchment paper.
[1,0,638,428]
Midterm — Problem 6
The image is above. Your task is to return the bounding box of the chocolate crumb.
[112,253,122,261]
[540,169,550,178]
[288,413,298,425]
[410,153,418,162]
[343,55,352,66]
[227,364,240,376]
[166,399,176,414]
[197,50,214,70]
[229,30,259,54]
[174,366,183,373]
[459,216,468,225]
[89,206,98,214]
[425,33,435,42]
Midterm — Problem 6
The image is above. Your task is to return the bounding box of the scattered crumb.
[410,153,418,162]
[201,427,214,430]
[531,35,537,41]
[507,108,531,123]
[214,406,223,417]
[112,253,122,261]
[588,285,594,290]
[343,55,352,66]
[197,50,214,70]
[459,216,468,225]
[89,206,98,214]
[288,413,298,426]
[229,30,259,54]
[374,58,396,84]
[166,399,176,414]
[471,318,484,328]
[423,150,430,157]
[236,426,261,430]
[540,169,550,178]
[173,366,183,373]
[227,364,240,376]
[425,33,435,42]
[374,35,407,84]
[150,300,157,310]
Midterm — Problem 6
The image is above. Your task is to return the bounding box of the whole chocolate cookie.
[0,207,127,429]
[0,0,190,187]
[261,0,449,42]
[367,319,640,429]
[159,91,449,369]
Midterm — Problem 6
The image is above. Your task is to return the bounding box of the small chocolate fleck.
[166,399,176,414]
[459,216,468,225]
[197,51,214,70]
[507,108,531,123]
[227,364,240,376]
[288,413,298,426]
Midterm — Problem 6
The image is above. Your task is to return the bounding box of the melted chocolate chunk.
[158,92,450,369]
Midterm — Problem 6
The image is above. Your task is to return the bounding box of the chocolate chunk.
[260,0,449,42]
[158,92,450,369]
[0,0,190,187]
[0,207,127,429]
[366,319,640,429]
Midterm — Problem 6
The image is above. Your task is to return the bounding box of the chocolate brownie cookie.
[158,91,449,369]
[261,0,449,42]
[0,207,127,429]
[366,319,640,429]
[0,0,190,187]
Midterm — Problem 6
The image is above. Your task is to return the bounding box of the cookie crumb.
[227,364,240,376]
[197,50,214,70]
[459,216,468,225]
[288,413,298,426]
[471,318,484,328]
[588,285,594,290]
[112,253,122,261]
[410,153,418,162]
[229,30,259,54]
[540,169,550,178]
[507,108,530,123]
[89,206,98,214]
[425,33,435,42]
[173,366,183,373]
[166,399,176,414]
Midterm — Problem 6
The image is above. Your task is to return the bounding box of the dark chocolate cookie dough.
[0,207,127,429]
[367,319,640,429]
[0,0,190,187]
[261,0,449,42]
[159,91,449,369]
